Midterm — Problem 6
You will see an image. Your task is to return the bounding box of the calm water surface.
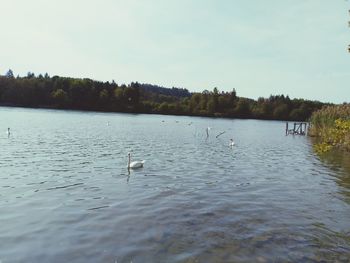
[0,107,349,262]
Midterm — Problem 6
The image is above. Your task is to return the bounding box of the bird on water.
[127,152,145,169]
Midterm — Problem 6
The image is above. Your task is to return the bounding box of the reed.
[309,104,350,153]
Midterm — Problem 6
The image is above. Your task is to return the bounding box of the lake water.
[0,107,349,262]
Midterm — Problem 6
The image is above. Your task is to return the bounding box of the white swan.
[229,138,235,147]
[127,153,145,169]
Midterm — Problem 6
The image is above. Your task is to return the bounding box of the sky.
[0,0,349,103]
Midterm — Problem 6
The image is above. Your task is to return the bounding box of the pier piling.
[285,122,308,136]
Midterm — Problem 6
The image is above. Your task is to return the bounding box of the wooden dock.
[285,122,308,136]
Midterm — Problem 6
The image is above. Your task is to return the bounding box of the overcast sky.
[0,0,349,103]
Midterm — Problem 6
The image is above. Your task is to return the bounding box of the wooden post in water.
[285,122,308,136]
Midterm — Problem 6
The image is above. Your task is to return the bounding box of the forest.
[0,70,327,121]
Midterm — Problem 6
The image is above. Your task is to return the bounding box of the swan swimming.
[127,153,145,169]
[229,138,235,147]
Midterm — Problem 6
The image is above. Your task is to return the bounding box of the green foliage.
[51,89,69,107]
[234,98,253,117]
[273,104,289,120]
[0,72,327,121]
[310,105,350,153]
[5,69,14,78]
[289,108,304,121]
[313,142,333,154]
[309,104,350,135]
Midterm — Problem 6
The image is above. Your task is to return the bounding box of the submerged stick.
[46,183,84,190]
[216,131,226,138]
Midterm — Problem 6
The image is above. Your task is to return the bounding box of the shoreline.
[0,104,304,123]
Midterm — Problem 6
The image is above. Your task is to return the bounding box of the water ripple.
[0,109,349,262]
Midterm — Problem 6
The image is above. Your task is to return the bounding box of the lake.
[0,107,349,262]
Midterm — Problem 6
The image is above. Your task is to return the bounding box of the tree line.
[0,70,327,121]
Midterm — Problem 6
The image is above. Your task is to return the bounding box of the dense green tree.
[5,69,14,78]
[230,88,237,103]
[190,93,201,114]
[0,71,327,121]
[114,87,124,101]
[273,104,289,120]
[200,91,209,112]
[235,98,251,117]
[51,89,69,107]
[99,89,109,109]
[289,108,304,121]
[27,72,35,79]
[211,87,219,113]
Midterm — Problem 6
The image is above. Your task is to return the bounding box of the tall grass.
[309,104,350,152]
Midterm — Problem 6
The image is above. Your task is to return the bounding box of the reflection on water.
[316,149,350,204]
[0,107,350,262]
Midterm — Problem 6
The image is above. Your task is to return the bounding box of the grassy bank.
[309,104,350,153]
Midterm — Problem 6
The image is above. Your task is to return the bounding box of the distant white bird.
[206,127,211,138]
[127,153,145,169]
[229,138,235,147]
[6,127,10,136]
